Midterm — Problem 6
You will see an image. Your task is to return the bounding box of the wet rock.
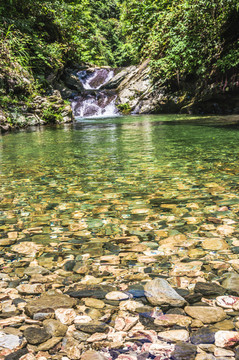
[222,273,239,295]
[201,238,228,251]
[171,261,203,277]
[24,266,49,276]
[55,308,76,325]
[105,291,129,301]
[191,327,215,345]
[214,347,234,357]
[37,336,62,351]
[194,282,225,297]
[25,294,77,318]
[16,283,45,295]
[158,329,189,342]
[73,330,90,342]
[62,337,82,359]
[23,327,51,345]
[4,349,28,360]
[0,332,22,350]
[119,300,144,312]
[171,342,197,360]
[213,319,235,331]
[216,295,239,309]
[43,319,67,337]
[81,350,108,360]
[87,333,108,342]
[11,242,43,256]
[65,284,115,299]
[84,298,105,309]
[215,330,239,348]
[75,322,109,334]
[184,306,227,324]
[154,314,192,327]
[195,355,216,360]
[144,278,186,307]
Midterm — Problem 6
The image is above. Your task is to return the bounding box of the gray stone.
[171,342,197,360]
[191,327,216,345]
[24,326,51,345]
[75,322,109,334]
[144,278,186,307]
[194,282,225,297]
[43,319,67,337]
[222,272,239,295]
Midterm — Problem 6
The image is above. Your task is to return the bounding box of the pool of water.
[1,114,239,259]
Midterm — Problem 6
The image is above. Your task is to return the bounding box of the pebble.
[84,298,105,309]
[158,329,190,342]
[23,327,51,345]
[55,308,76,325]
[144,278,186,307]
[0,332,22,350]
[171,342,197,360]
[105,291,129,301]
[215,330,239,348]
[16,283,45,295]
[43,319,67,337]
[25,294,77,318]
[222,273,239,295]
[184,306,227,324]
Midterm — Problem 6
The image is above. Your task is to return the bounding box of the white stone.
[214,347,234,357]
[0,332,21,350]
[16,283,45,295]
[158,329,190,342]
[105,291,129,301]
[216,295,239,309]
[144,278,186,307]
[215,330,239,348]
[55,308,76,325]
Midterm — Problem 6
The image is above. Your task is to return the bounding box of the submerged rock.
[25,294,77,318]
[24,327,51,345]
[144,278,186,307]
[184,306,227,324]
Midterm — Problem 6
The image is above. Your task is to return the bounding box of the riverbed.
[1,114,239,359]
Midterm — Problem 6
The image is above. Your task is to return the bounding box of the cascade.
[71,68,119,118]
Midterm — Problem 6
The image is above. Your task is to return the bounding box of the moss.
[117,102,131,115]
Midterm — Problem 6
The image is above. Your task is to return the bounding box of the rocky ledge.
[0,90,73,133]
[103,61,239,115]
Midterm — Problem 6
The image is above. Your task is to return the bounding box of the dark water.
[1,114,239,250]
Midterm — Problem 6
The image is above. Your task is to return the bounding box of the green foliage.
[0,0,238,106]
[117,102,131,114]
[119,0,239,82]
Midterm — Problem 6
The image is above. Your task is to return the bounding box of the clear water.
[1,114,239,254]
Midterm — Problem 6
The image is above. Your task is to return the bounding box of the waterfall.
[71,68,119,119]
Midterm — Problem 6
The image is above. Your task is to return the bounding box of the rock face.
[103,62,239,115]
[144,278,186,307]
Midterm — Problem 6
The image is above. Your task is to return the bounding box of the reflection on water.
[1,114,239,248]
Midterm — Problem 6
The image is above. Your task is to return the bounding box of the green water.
[1,114,239,255]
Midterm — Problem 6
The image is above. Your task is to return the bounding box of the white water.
[72,68,118,118]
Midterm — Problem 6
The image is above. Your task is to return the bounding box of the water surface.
[1,114,239,257]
